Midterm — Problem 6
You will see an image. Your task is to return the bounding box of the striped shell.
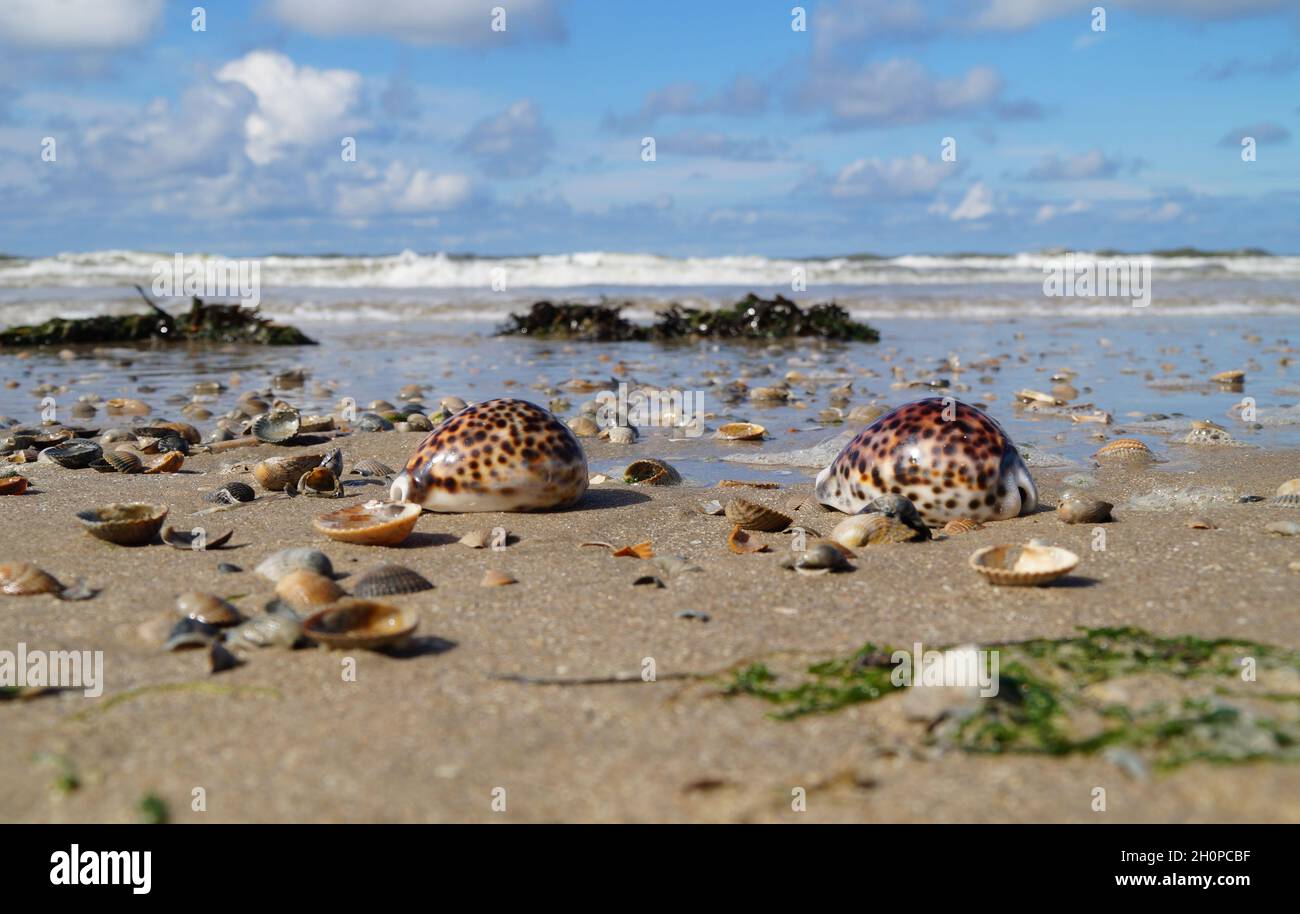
[942,518,984,535]
[351,564,434,597]
[42,440,102,469]
[350,459,395,478]
[252,409,301,444]
[724,497,792,532]
[1271,479,1300,507]
[206,481,255,504]
[1094,438,1153,460]
[105,451,144,474]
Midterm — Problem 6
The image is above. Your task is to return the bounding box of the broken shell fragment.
[162,526,234,550]
[0,562,63,596]
[296,466,342,498]
[726,525,770,554]
[77,502,168,546]
[302,599,418,650]
[0,475,28,495]
[968,543,1079,586]
[623,458,681,486]
[313,500,422,546]
[724,497,792,532]
[163,617,219,652]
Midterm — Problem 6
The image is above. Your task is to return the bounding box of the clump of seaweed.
[0,288,314,347]
[497,293,879,343]
[723,627,1300,770]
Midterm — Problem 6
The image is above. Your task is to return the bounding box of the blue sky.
[0,0,1297,257]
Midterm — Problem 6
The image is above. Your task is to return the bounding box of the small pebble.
[217,563,242,574]
[674,610,710,622]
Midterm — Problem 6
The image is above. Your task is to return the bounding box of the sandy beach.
[2,419,1298,823]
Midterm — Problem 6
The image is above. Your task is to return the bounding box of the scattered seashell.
[1270,479,1300,507]
[0,563,63,596]
[254,454,322,492]
[1184,426,1237,446]
[567,416,601,437]
[350,459,396,479]
[717,480,780,489]
[299,600,416,650]
[226,609,303,650]
[352,564,434,597]
[1094,438,1153,461]
[749,386,789,402]
[699,499,725,516]
[0,475,28,495]
[252,408,301,444]
[612,541,654,558]
[1056,495,1114,524]
[724,497,792,532]
[717,422,766,441]
[791,541,851,575]
[42,440,102,469]
[162,526,234,550]
[104,451,144,474]
[942,518,984,535]
[1211,369,1245,388]
[726,525,770,554]
[480,570,517,587]
[164,617,218,651]
[1015,389,1063,406]
[969,543,1079,586]
[209,641,242,674]
[623,458,681,486]
[588,474,609,485]
[1187,518,1217,529]
[175,592,242,627]
[606,426,636,444]
[275,569,346,612]
[105,398,150,417]
[830,512,925,547]
[77,502,167,546]
[313,500,422,546]
[205,482,255,505]
[144,451,184,474]
[296,466,342,498]
[255,547,334,582]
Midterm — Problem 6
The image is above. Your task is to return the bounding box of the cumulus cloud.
[268,0,564,47]
[950,183,995,221]
[602,76,768,131]
[1218,121,1291,146]
[0,0,162,50]
[796,59,1009,128]
[337,161,473,217]
[216,51,363,165]
[457,100,553,178]
[830,154,958,199]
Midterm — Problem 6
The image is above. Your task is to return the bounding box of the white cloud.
[337,161,472,217]
[950,183,995,221]
[457,100,554,177]
[268,0,564,47]
[973,0,1288,30]
[1034,199,1091,222]
[216,51,362,166]
[0,0,162,50]
[801,59,1003,128]
[831,154,956,199]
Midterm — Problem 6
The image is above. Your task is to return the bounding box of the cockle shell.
[314,500,422,546]
[103,451,144,474]
[830,512,925,548]
[717,422,766,441]
[252,408,301,444]
[255,547,334,582]
[942,518,983,535]
[390,398,588,512]
[724,497,792,532]
[969,543,1078,586]
[144,450,184,474]
[76,502,167,546]
[1094,437,1153,461]
[0,563,63,596]
[351,564,434,597]
[254,454,322,492]
[296,467,341,497]
[1056,495,1113,524]
[41,440,102,469]
[275,569,346,611]
[1270,479,1300,507]
[350,459,395,479]
[814,398,1037,524]
[176,592,242,627]
[206,482,255,504]
[301,599,418,650]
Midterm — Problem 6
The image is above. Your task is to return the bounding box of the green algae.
[723,627,1300,770]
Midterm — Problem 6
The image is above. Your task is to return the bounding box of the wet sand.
[1,431,1298,823]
